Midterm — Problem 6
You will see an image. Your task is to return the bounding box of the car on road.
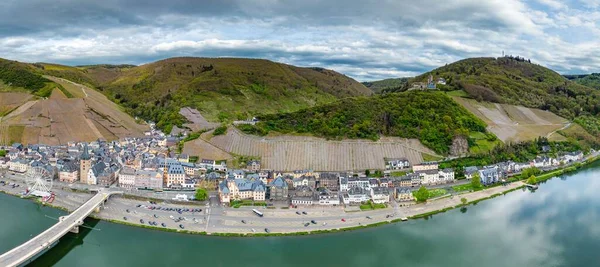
[366,216,372,219]
[251,228,256,232]
[386,215,391,218]
[123,217,127,220]
[322,222,327,226]
[341,218,346,222]
[241,220,246,224]
[296,211,301,215]
[311,220,317,224]
[302,211,307,215]
[126,209,130,213]
[264,228,270,233]
[161,223,166,227]
[179,224,185,229]
[153,214,158,218]
[140,219,144,224]
[304,223,310,227]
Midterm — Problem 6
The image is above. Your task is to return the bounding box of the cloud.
[0,0,598,81]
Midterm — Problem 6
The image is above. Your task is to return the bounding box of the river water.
[2,163,600,267]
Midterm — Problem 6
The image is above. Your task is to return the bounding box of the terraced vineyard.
[452,96,569,143]
[205,128,436,171]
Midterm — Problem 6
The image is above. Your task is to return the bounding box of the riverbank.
[1,154,598,237]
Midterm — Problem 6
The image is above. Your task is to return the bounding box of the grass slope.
[243,91,488,154]
[97,57,371,132]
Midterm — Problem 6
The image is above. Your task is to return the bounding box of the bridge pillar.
[59,216,82,233]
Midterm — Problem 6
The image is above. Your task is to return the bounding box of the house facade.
[58,162,79,183]
[268,176,288,201]
[370,187,390,204]
[385,158,410,170]
[413,162,438,172]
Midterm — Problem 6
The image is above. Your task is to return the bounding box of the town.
[0,123,586,210]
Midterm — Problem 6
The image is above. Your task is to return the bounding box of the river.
[2,163,600,267]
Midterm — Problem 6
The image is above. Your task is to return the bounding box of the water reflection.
[2,164,600,267]
[30,219,100,267]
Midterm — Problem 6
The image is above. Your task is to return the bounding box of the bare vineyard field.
[452,97,569,143]
[179,107,220,132]
[182,138,233,161]
[0,92,32,116]
[206,128,436,171]
[0,79,148,145]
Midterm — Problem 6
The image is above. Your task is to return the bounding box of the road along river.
[2,161,600,266]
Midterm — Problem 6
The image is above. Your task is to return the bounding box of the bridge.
[0,189,122,267]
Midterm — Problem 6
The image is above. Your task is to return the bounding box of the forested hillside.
[362,78,409,93]
[565,73,600,90]
[95,57,371,132]
[413,57,600,119]
[0,58,59,97]
[241,91,488,154]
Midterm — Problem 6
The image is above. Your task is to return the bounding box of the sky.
[0,0,599,81]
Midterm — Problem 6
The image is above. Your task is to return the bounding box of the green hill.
[241,91,488,154]
[0,59,61,97]
[95,57,371,132]
[412,57,600,120]
[565,73,600,90]
[362,78,409,93]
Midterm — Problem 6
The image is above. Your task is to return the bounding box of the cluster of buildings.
[1,125,585,208]
[465,151,584,185]
[409,75,447,90]
[0,124,229,191]
[216,161,458,207]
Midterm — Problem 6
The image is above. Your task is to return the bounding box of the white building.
[342,187,370,205]
[8,159,29,173]
[438,168,455,183]
[413,162,439,172]
[317,190,340,206]
[370,187,390,204]
[418,170,439,185]
[118,167,137,188]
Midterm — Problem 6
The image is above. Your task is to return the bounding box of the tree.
[0,150,5,157]
[461,197,468,205]
[413,186,430,202]
[194,188,208,201]
[527,175,537,185]
[365,169,371,176]
[471,173,482,189]
[213,125,228,136]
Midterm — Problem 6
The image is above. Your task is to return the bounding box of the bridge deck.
[0,191,118,267]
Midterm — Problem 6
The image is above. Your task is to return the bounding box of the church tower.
[80,144,92,183]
